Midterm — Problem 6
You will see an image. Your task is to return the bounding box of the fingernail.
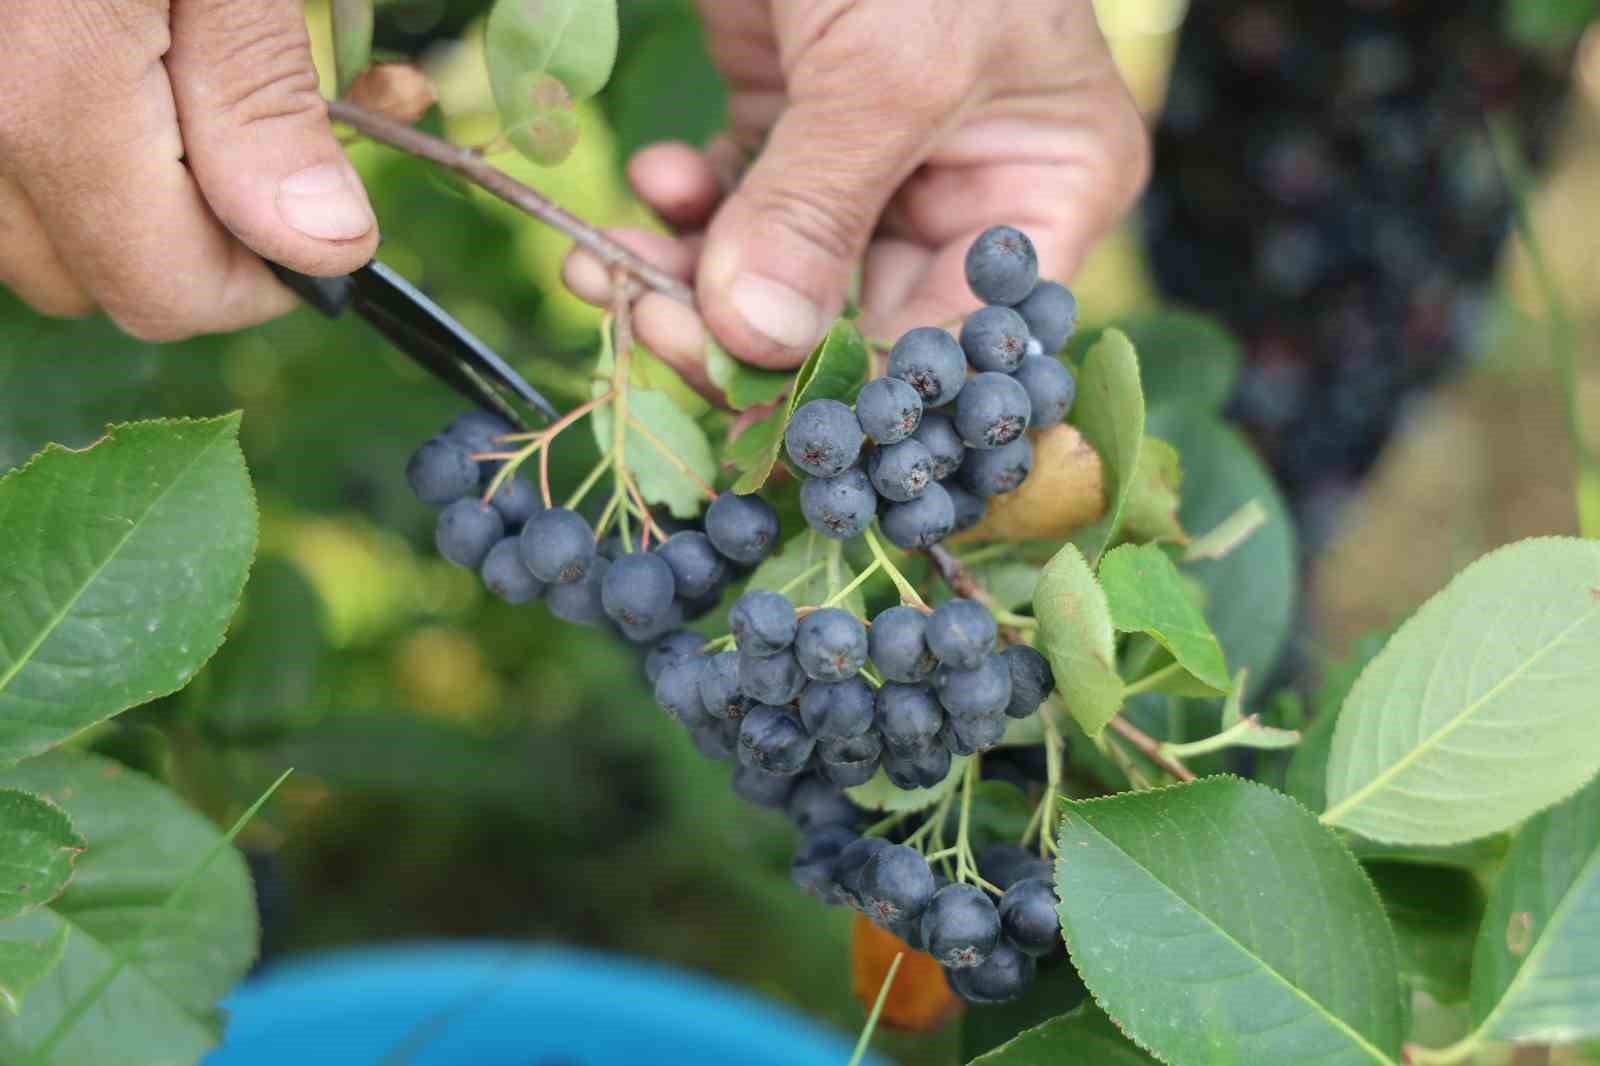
[729,275,822,350]
[276,163,375,241]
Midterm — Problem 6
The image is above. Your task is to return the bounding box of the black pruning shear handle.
[263,258,560,431]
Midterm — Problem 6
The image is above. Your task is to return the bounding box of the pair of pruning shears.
[264,258,560,431]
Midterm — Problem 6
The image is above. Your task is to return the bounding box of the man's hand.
[564,0,1148,396]
[0,0,378,341]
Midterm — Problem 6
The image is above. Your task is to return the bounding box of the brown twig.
[1109,716,1198,783]
[326,98,695,307]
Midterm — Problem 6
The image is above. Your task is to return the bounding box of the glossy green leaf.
[1118,436,1186,545]
[968,1002,1151,1065]
[0,923,68,1015]
[1284,633,1389,812]
[1469,774,1600,1044]
[330,0,374,95]
[1323,537,1600,845]
[486,0,619,165]
[0,751,257,1065]
[1366,862,1482,1004]
[732,318,869,494]
[0,791,82,921]
[0,416,257,765]
[1068,309,1241,416]
[1099,543,1229,693]
[1056,778,1405,1065]
[1067,330,1143,563]
[1033,544,1122,739]
[744,533,864,618]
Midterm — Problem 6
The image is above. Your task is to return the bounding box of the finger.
[169,0,379,275]
[626,142,721,231]
[0,175,94,318]
[561,228,696,307]
[634,291,718,402]
[2,2,296,340]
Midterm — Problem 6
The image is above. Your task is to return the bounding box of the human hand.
[563,0,1148,399]
[0,1,378,341]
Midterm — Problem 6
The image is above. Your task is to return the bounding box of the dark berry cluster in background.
[794,225,1079,549]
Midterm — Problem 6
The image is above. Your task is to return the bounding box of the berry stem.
[862,810,911,839]
[625,414,718,501]
[563,454,611,511]
[622,474,663,550]
[863,526,929,610]
[480,390,615,506]
[1038,706,1065,857]
[846,952,904,1066]
[820,558,882,610]
[593,491,624,543]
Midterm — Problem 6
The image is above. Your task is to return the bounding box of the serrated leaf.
[1467,774,1600,1044]
[1366,861,1482,1004]
[744,532,864,618]
[732,318,869,495]
[1119,435,1186,545]
[1099,543,1229,693]
[486,0,619,165]
[1056,778,1405,1065]
[1067,309,1242,417]
[330,0,374,96]
[723,360,792,411]
[968,1002,1154,1065]
[725,411,784,476]
[0,416,257,765]
[0,791,82,921]
[1322,537,1600,846]
[0,751,257,1065]
[1034,544,1122,739]
[0,922,67,1015]
[1068,331,1143,563]
[846,756,968,813]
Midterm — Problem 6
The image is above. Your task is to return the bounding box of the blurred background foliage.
[2,1,1598,1063]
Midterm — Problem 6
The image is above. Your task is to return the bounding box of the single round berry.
[687,717,741,761]
[738,704,815,775]
[868,439,935,502]
[444,410,514,453]
[786,777,862,834]
[656,531,727,600]
[887,327,967,407]
[705,491,780,565]
[942,711,1007,755]
[834,836,892,909]
[1001,645,1055,719]
[698,649,746,720]
[732,763,797,809]
[999,877,1060,956]
[875,683,944,751]
[921,883,1001,969]
[1013,280,1078,354]
[618,600,684,645]
[800,467,877,540]
[406,437,479,504]
[911,412,967,481]
[854,377,924,444]
[646,630,707,684]
[881,753,920,791]
[935,654,1014,718]
[959,437,1033,497]
[959,305,1031,373]
[927,599,998,670]
[483,475,541,529]
[480,536,544,604]
[869,606,937,683]
[738,650,808,705]
[906,743,953,788]
[655,655,710,726]
[601,552,677,629]
[1012,354,1077,429]
[880,481,956,549]
[795,608,869,682]
[799,676,876,739]
[859,844,937,925]
[544,556,608,625]
[965,225,1038,305]
[435,498,505,569]
[785,398,865,478]
[947,942,1035,1005]
[945,480,987,534]
[977,844,1038,891]
[792,824,858,904]
[520,507,596,584]
[955,372,1032,450]
[728,589,798,656]
[817,730,884,788]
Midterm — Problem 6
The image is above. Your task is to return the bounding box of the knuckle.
[748,182,866,264]
[106,292,202,343]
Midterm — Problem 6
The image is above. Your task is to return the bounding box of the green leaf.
[0,751,257,1065]
[592,333,718,520]
[1468,774,1600,1044]
[1099,543,1229,693]
[1322,537,1600,845]
[1184,499,1268,563]
[0,923,67,1015]
[1033,544,1122,739]
[1056,778,1405,1065]
[0,416,257,765]
[703,339,790,412]
[1285,632,1391,813]
[967,1002,1153,1065]
[330,0,374,95]
[845,757,966,813]
[959,960,1090,1061]
[1067,330,1143,563]
[0,791,83,921]
[732,318,869,494]
[486,0,620,165]
[1118,436,1186,545]
[601,6,725,163]
[1068,309,1241,417]
[744,533,864,618]
[725,411,784,477]
[1366,862,1482,1004]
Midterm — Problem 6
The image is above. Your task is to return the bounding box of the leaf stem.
[864,526,928,609]
[1108,715,1197,783]
[846,952,904,1066]
[1122,661,1185,698]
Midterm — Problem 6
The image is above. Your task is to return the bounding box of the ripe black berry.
[738,650,808,705]
[959,437,1033,497]
[520,507,596,583]
[406,437,478,504]
[926,599,997,670]
[817,730,884,787]
[1001,645,1055,719]
[998,876,1061,956]
[1012,280,1078,354]
[435,498,504,568]
[800,467,877,540]
[729,589,797,656]
[887,327,967,407]
[798,676,876,739]
[875,683,944,752]
[786,777,863,834]
[854,376,924,445]
[1011,354,1077,429]
[645,631,708,684]
[965,225,1038,305]
[697,649,746,719]
[947,941,1035,1004]
[794,607,868,682]
[934,654,1013,718]
[911,412,967,481]
[960,305,1031,373]
[921,883,1001,969]
[945,480,987,534]
[880,481,956,549]
[859,844,937,925]
[601,552,677,629]
[784,398,864,479]
[544,556,608,625]
[656,530,727,599]
[705,491,779,565]
[480,536,544,604]
[868,439,935,502]
[738,704,815,775]
[955,372,1032,450]
[868,606,937,683]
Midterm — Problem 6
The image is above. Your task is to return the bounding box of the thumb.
[697,86,952,368]
[167,0,379,276]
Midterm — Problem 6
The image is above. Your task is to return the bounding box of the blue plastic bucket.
[205,942,878,1066]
